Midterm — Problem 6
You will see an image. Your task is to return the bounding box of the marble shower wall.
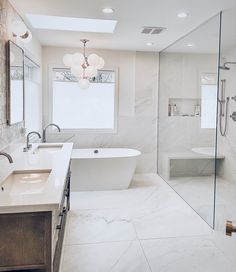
[158,52,218,178]
[43,47,159,173]
[217,47,236,182]
[0,0,42,151]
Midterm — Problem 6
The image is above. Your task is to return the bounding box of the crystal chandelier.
[62,39,105,89]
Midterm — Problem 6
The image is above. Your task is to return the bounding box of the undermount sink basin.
[34,144,63,154]
[0,169,52,195]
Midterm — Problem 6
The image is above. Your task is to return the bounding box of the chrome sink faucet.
[23,131,41,152]
[0,152,13,163]
[42,123,61,143]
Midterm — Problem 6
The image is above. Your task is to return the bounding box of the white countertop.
[0,143,73,213]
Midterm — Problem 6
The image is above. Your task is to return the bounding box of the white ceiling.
[9,0,236,52]
[163,6,236,54]
[164,15,220,54]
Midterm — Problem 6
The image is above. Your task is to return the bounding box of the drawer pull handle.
[64,189,69,197]
[56,207,66,230]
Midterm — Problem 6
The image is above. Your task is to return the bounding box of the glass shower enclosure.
[158,14,222,228]
[158,7,236,232]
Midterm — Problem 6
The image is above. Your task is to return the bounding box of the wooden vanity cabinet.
[0,168,71,272]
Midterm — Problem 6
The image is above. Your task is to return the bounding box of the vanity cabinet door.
[0,211,52,271]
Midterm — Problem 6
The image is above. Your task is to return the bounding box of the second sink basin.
[0,169,52,195]
[34,144,63,154]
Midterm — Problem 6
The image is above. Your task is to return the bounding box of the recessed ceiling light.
[177,12,189,18]
[146,42,154,46]
[186,43,194,47]
[26,14,117,33]
[102,8,114,14]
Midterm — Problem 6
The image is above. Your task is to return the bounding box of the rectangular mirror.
[7,40,24,125]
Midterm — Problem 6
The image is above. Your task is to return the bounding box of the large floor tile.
[61,173,236,272]
[70,174,168,210]
[61,241,151,272]
[210,231,236,267]
[141,236,233,272]
[130,189,212,239]
[167,176,236,227]
[65,209,137,244]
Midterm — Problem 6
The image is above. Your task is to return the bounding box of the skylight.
[26,14,117,33]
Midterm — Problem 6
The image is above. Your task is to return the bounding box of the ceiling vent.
[141,26,167,35]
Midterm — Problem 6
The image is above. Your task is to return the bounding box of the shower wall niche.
[168,98,201,117]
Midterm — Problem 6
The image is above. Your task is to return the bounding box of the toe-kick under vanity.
[0,143,73,272]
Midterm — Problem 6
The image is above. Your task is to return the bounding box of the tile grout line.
[209,234,236,267]
[64,238,138,246]
[109,240,135,271]
[131,220,153,272]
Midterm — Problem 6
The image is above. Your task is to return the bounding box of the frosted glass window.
[52,69,117,131]
[201,85,217,128]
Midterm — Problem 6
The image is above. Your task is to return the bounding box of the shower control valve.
[230,112,236,121]
[231,95,236,101]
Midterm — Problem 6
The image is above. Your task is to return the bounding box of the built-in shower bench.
[162,151,225,180]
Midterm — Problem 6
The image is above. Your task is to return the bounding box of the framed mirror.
[7,40,24,125]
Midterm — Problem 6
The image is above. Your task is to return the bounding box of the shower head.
[219,61,236,71]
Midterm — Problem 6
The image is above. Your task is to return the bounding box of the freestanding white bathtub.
[71,148,141,191]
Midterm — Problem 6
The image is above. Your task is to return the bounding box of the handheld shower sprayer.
[219,79,229,136]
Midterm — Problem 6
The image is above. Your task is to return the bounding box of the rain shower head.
[219,61,236,70]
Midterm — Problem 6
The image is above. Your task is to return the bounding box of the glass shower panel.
[158,14,221,227]
[215,7,236,233]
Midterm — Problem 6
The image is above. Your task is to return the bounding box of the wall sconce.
[19,30,32,43]
[11,19,32,43]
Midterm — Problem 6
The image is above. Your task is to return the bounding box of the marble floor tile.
[141,236,233,272]
[70,174,168,210]
[168,176,236,207]
[65,209,137,244]
[61,241,151,272]
[130,189,212,239]
[167,176,236,227]
[61,173,236,272]
[210,231,236,267]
